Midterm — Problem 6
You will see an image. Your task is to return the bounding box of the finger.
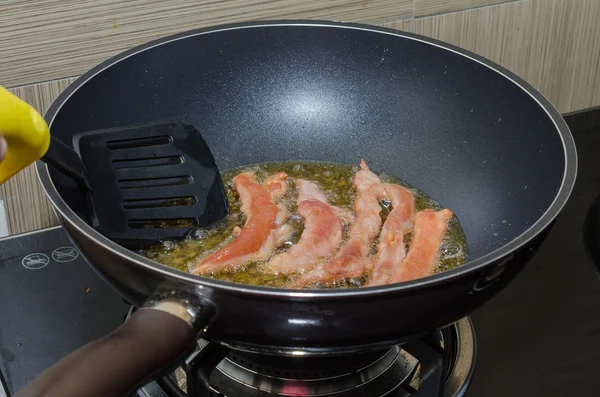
[0,133,6,162]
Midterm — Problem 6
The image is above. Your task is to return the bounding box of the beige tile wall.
[414,0,517,18]
[0,0,413,88]
[1,0,599,234]
[413,0,600,114]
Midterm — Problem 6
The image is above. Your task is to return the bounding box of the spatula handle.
[43,136,90,189]
[0,85,88,188]
[0,86,50,183]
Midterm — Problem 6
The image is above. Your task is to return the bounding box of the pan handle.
[14,286,216,397]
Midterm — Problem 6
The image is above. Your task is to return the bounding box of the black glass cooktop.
[1,125,600,397]
[0,229,131,396]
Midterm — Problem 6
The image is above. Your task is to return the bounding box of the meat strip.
[386,209,453,284]
[263,179,352,275]
[289,160,383,287]
[365,184,415,286]
[190,172,288,274]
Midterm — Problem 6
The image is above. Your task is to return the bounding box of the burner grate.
[136,316,475,397]
[224,348,389,380]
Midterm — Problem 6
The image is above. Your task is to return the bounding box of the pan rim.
[36,20,577,298]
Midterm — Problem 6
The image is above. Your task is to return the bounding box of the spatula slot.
[123,197,196,209]
[72,121,228,246]
[128,218,199,229]
[106,135,172,150]
[112,156,183,169]
[118,176,191,189]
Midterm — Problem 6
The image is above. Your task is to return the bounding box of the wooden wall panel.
[0,0,413,88]
[414,0,518,18]
[414,0,600,114]
[380,18,414,32]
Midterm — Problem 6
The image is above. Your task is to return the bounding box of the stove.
[136,312,475,397]
[0,226,474,397]
[2,118,600,397]
[0,227,131,397]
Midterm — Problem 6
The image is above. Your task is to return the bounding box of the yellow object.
[0,85,51,184]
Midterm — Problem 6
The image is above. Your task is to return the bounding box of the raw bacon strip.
[289,161,382,287]
[365,184,415,287]
[289,187,379,287]
[265,172,294,246]
[354,159,381,192]
[190,172,288,274]
[387,209,453,284]
[263,180,352,275]
[265,172,288,200]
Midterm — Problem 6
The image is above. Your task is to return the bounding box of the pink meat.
[262,179,352,275]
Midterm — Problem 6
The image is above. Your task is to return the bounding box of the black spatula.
[46,121,229,248]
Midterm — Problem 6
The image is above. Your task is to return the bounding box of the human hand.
[0,132,6,162]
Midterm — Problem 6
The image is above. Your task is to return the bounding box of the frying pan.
[14,21,576,397]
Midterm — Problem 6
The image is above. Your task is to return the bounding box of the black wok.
[18,21,575,397]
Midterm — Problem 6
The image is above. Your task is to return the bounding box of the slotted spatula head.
[73,121,228,248]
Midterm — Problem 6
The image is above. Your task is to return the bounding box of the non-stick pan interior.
[47,24,566,262]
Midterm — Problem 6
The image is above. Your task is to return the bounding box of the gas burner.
[212,346,414,396]
[132,306,475,397]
